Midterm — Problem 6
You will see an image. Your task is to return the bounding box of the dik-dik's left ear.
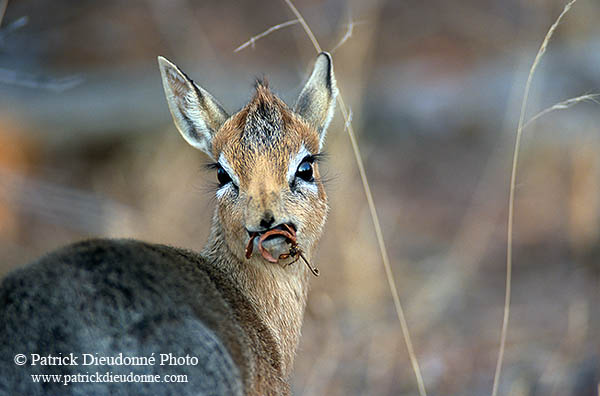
[294,52,338,150]
[158,56,229,159]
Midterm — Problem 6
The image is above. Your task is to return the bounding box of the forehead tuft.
[241,82,288,149]
[212,82,320,156]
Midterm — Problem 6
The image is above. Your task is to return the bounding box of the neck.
[202,221,311,377]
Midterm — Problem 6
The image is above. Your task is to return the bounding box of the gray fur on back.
[0,239,243,396]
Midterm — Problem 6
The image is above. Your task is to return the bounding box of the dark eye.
[216,165,232,187]
[295,160,314,182]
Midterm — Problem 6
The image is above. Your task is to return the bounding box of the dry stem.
[491,1,578,395]
[282,0,322,52]
[234,19,300,52]
[523,94,599,130]
[280,0,427,395]
[331,19,366,53]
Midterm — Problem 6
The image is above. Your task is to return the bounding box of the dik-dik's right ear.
[294,52,338,150]
[158,56,229,159]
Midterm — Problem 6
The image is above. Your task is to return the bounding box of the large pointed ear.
[158,56,229,159]
[294,52,338,149]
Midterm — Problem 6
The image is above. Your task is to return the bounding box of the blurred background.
[1,0,599,394]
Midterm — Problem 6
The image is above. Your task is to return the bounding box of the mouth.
[248,223,296,241]
[245,223,297,263]
[244,223,320,276]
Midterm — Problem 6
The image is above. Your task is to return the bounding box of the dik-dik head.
[158,53,338,264]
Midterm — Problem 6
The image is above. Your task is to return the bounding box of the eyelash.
[291,154,326,189]
[305,154,323,164]
[205,163,237,192]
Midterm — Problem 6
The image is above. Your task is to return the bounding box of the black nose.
[259,211,275,229]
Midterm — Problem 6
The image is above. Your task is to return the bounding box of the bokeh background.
[1,0,599,395]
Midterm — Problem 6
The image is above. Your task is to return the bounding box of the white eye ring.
[217,153,240,187]
[215,182,236,199]
[287,145,311,183]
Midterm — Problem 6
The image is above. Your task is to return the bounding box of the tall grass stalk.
[280,0,428,395]
[492,1,578,395]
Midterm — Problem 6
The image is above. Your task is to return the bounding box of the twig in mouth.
[245,224,319,276]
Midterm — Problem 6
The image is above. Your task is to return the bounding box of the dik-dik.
[0,52,338,395]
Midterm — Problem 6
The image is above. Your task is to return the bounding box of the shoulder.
[14,238,205,275]
[0,238,214,313]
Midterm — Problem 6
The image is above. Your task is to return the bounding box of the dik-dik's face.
[159,53,338,264]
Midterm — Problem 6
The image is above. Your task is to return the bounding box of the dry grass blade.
[331,19,354,53]
[338,97,427,396]
[280,1,427,395]
[343,107,353,131]
[491,1,578,396]
[331,19,366,53]
[282,0,322,52]
[523,94,600,130]
[234,19,299,52]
